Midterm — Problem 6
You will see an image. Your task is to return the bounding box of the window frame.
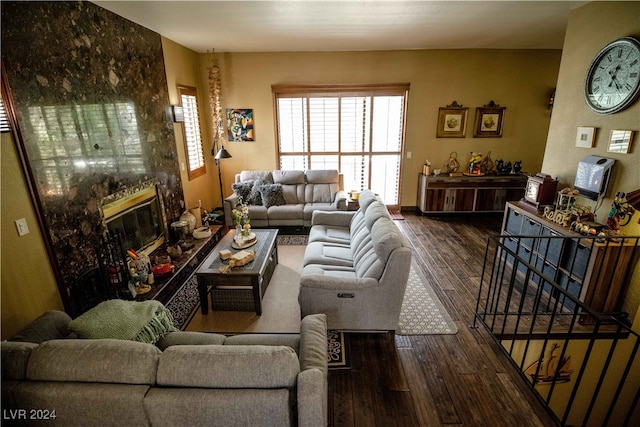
[177,84,206,180]
[272,83,409,207]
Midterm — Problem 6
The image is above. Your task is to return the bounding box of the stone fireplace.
[2,1,185,316]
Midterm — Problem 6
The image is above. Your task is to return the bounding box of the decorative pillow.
[9,311,72,343]
[258,183,286,208]
[232,180,254,204]
[250,178,267,205]
[68,300,177,344]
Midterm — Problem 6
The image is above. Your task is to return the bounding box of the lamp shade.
[214,146,232,160]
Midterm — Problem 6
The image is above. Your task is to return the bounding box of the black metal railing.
[473,234,640,427]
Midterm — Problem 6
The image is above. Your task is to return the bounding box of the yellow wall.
[541,1,640,327]
[204,49,561,207]
[1,132,63,340]
[161,37,218,213]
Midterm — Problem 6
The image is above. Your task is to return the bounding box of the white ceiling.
[93,0,589,53]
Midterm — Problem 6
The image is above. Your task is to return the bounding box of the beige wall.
[1,132,63,340]
[162,37,218,213]
[541,1,640,326]
[205,49,561,207]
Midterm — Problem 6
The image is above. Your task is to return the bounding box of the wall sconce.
[171,105,184,123]
[548,89,556,114]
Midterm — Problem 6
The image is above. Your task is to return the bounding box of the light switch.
[15,218,29,236]
[407,151,412,159]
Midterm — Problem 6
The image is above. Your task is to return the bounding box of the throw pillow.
[258,183,286,208]
[68,299,177,344]
[250,178,267,205]
[9,311,72,343]
[232,180,254,204]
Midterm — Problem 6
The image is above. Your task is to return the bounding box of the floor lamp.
[213,141,232,212]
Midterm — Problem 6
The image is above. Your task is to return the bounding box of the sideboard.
[501,201,640,319]
[417,173,527,213]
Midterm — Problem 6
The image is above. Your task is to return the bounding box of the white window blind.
[273,84,408,205]
[0,96,10,133]
[178,85,206,180]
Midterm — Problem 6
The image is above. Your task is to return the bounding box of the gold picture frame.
[608,129,634,153]
[436,101,468,138]
[473,101,506,138]
[575,126,596,148]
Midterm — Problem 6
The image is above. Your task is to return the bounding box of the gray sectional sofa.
[1,311,328,427]
[223,169,348,227]
[299,190,412,331]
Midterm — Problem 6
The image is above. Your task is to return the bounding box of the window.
[273,84,408,206]
[0,95,10,133]
[177,85,206,180]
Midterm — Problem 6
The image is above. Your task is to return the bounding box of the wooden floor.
[328,211,558,427]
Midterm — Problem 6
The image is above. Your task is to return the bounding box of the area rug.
[396,261,458,335]
[327,330,351,369]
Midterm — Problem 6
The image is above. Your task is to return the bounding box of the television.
[574,155,615,201]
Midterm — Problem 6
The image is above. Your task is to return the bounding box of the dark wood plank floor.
[328,211,558,427]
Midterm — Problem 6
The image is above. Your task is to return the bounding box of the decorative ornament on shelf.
[444,151,460,174]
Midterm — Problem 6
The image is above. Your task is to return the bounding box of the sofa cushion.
[26,339,160,385]
[157,345,300,389]
[9,310,72,343]
[358,190,379,213]
[371,217,403,263]
[364,201,390,230]
[305,170,340,203]
[258,183,287,208]
[273,169,305,185]
[239,170,273,184]
[67,300,177,344]
[304,241,353,267]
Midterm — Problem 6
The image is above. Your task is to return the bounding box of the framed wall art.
[608,129,634,153]
[473,101,506,138]
[575,126,596,148]
[227,108,254,141]
[436,101,468,138]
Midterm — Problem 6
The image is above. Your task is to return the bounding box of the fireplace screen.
[101,183,166,256]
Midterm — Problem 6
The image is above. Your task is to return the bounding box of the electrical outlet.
[15,218,30,236]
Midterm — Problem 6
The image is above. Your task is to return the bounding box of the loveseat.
[223,169,348,228]
[1,311,328,427]
[299,190,412,331]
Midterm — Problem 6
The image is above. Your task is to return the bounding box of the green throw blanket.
[68,299,178,344]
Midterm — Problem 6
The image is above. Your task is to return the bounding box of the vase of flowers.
[232,198,250,242]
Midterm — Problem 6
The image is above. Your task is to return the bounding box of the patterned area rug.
[327,330,351,369]
[396,261,458,335]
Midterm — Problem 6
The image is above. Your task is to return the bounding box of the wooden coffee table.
[196,229,279,315]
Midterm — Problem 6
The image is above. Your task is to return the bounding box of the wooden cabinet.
[501,201,640,318]
[417,174,527,213]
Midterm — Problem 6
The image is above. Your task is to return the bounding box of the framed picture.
[473,101,506,138]
[575,126,596,148]
[227,108,254,141]
[436,101,468,138]
[608,129,634,153]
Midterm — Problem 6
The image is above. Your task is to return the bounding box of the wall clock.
[584,37,640,114]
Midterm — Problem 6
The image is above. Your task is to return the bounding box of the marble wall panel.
[1,1,184,314]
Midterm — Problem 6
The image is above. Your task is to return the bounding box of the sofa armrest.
[333,190,349,210]
[311,210,355,227]
[297,368,327,427]
[223,193,240,227]
[297,313,327,427]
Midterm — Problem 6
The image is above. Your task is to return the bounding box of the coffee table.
[196,229,279,315]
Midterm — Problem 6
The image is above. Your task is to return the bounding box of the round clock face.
[584,37,640,114]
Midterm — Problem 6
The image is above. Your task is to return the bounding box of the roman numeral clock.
[584,37,640,114]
